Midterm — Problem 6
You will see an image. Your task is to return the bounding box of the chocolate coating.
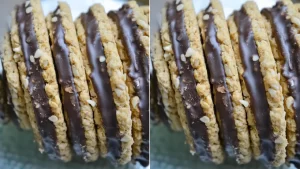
[166,1,211,161]
[234,7,274,163]
[17,3,60,159]
[202,5,238,157]
[51,7,86,156]
[262,2,300,165]
[81,9,120,161]
[108,4,149,166]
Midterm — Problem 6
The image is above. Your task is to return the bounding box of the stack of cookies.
[151,0,300,167]
[0,0,149,167]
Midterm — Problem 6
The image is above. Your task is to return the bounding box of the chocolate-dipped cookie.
[46,2,99,162]
[75,4,133,165]
[10,0,72,162]
[262,0,300,166]
[198,0,251,164]
[1,33,30,129]
[160,0,224,164]
[151,32,181,131]
[228,1,287,166]
[108,1,149,166]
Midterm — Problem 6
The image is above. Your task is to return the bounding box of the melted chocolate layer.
[234,7,274,163]
[262,2,300,164]
[203,5,238,157]
[0,61,8,123]
[166,1,211,161]
[108,5,149,166]
[81,9,120,161]
[51,7,86,156]
[17,3,60,159]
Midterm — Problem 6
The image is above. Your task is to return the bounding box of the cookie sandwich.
[228,1,287,166]
[198,0,251,164]
[75,4,133,165]
[108,1,150,166]
[10,0,72,162]
[46,2,99,162]
[160,0,224,164]
[262,0,300,166]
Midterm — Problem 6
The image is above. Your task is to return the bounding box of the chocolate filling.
[108,5,149,166]
[150,61,169,127]
[0,61,7,122]
[166,1,211,161]
[262,2,300,165]
[202,5,238,157]
[81,9,121,161]
[51,7,86,156]
[17,3,60,159]
[234,7,275,163]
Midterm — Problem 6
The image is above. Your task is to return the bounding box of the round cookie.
[160,0,224,164]
[197,0,251,164]
[151,32,182,131]
[261,0,300,166]
[1,32,30,130]
[75,4,133,165]
[46,2,99,162]
[108,1,149,166]
[228,1,287,167]
[10,0,72,162]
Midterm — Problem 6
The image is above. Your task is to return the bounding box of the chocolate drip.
[234,7,274,163]
[262,2,300,164]
[17,3,60,159]
[203,5,238,157]
[108,5,149,166]
[81,9,120,161]
[150,61,169,127]
[166,1,211,161]
[51,7,86,156]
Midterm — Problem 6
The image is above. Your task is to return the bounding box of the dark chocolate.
[262,2,300,164]
[202,4,238,157]
[51,7,86,156]
[234,7,275,163]
[108,4,149,166]
[166,1,212,161]
[16,3,60,160]
[81,9,121,161]
[0,59,8,123]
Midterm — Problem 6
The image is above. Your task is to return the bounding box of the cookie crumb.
[180,54,186,62]
[208,7,213,12]
[87,100,96,107]
[275,137,285,144]
[175,77,180,89]
[163,53,170,60]
[65,86,73,93]
[186,103,191,109]
[190,150,196,155]
[26,7,33,14]
[34,49,43,58]
[217,86,226,93]
[185,47,195,57]
[291,16,300,27]
[121,135,132,142]
[163,45,172,52]
[55,9,61,15]
[286,96,294,110]
[239,100,249,107]
[200,116,210,123]
[115,88,122,97]
[252,54,259,61]
[203,14,210,20]
[13,47,21,53]
[176,0,180,5]
[30,55,35,63]
[176,4,184,11]
[99,56,106,62]
[137,19,148,29]
[132,96,140,109]
[25,1,30,7]
[118,84,126,90]
[268,88,277,98]
[38,148,44,154]
[24,77,29,89]
[52,17,58,22]
[13,54,20,60]
[48,115,58,123]
[34,102,40,108]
